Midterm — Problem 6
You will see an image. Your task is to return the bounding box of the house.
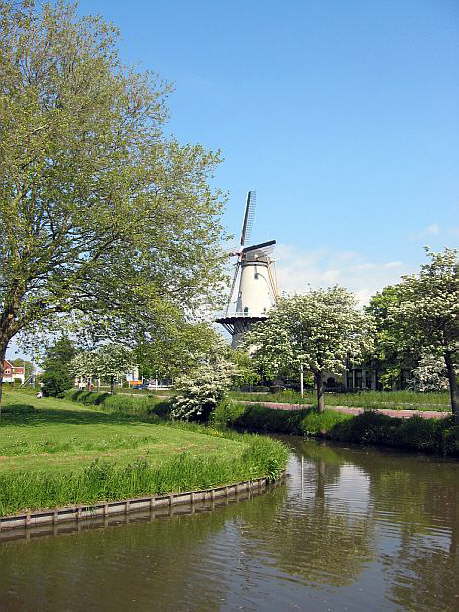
[2,359,25,384]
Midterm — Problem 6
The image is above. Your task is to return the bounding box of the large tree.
[388,248,458,422]
[134,319,225,380]
[0,1,227,401]
[245,287,374,412]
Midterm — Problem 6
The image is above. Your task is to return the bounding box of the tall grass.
[64,389,170,417]
[0,435,288,516]
[230,390,450,411]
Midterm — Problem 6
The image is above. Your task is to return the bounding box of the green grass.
[0,391,242,474]
[230,389,451,411]
[0,437,288,516]
[0,390,288,515]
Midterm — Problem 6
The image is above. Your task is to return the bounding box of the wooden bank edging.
[0,475,282,532]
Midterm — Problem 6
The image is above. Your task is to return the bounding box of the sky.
[7,0,459,359]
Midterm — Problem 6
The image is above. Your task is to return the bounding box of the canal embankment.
[0,391,288,517]
[212,401,459,457]
[62,388,458,456]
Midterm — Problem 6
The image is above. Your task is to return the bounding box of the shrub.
[211,399,246,428]
[171,358,235,422]
[64,388,171,419]
[232,404,307,434]
[63,390,109,405]
[326,412,457,455]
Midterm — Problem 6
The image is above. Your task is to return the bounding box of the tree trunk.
[315,371,325,413]
[0,338,7,407]
[444,351,458,424]
[110,375,115,394]
[300,363,304,398]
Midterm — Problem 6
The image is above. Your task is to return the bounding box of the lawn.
[0,390,289,515]
[230,389,451,412]
[0,390,245,474]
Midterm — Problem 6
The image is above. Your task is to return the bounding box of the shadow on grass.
[0,405,154,428]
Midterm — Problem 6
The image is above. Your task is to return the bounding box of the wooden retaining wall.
[0,475,283,537]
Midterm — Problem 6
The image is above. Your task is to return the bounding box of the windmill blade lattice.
[225,260,241,315]
[240,191,256,246]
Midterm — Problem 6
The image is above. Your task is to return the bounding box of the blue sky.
[80,0,458,297]
[7,0,459,359]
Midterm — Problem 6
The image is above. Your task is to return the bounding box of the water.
[0,439,458,611]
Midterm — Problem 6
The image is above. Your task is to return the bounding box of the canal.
[0,439,458,611]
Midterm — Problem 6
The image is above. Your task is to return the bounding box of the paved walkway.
[242,401,450,420]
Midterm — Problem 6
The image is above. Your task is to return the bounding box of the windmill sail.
[240,191,256,246]
[225,260,240,314]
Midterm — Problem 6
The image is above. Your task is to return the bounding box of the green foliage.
[0,436,288,515]
[41,363,73,397]
[329,412,457,454]
[231,404,307,435]
[40,337,77,397]
[64,389,110,405]
[300,409,352,434]
[216,401,457,456]
[365,285,415,388]
[43,337,77,367]
[135,322,226,380]
[0,0,227,378]
[211,399,246,428]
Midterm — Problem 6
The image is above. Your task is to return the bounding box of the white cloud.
[426,224,440,235]
[409,223,441,241]
[274,245,410,306]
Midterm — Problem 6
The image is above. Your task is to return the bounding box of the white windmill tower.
[216,191,278,348]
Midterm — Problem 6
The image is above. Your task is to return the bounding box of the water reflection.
[0,440,457,611]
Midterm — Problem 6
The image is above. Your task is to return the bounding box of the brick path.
[241,401,450,420]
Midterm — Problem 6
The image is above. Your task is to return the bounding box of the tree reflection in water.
[0,439,457,611]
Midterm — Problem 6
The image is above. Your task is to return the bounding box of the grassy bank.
[63,389,171,418]
[230,390,450,411]
[213,402,458,456]
[0,391,288,516]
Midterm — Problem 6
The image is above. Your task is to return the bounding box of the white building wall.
[236,261,275,316]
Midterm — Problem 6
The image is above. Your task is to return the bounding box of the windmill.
[216,191,278,347]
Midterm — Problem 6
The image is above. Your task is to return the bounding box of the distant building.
[125,366,140,386]
[2,360,25,384]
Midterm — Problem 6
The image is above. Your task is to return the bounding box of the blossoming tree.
[245,287,374,412]
[70,344,136,393]
[388,248,458,422]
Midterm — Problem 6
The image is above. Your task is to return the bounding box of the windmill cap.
[242,240,276,254]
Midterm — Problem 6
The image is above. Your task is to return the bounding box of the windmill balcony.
[216,310,269,320]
